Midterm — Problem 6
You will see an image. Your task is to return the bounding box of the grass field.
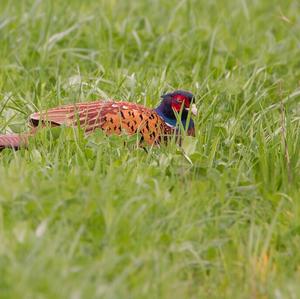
[1,0,300,298]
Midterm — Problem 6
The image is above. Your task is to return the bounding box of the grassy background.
[1,0,300,298]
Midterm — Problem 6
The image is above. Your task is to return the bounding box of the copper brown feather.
[30,101,173,145]
[0,91,197,150]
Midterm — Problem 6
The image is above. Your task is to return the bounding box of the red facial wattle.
[171,94,190,112]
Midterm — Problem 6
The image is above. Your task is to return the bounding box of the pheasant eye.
[174,95,185,102]
[174,95,190,108]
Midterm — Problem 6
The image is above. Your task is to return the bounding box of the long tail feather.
[0,133,29,150]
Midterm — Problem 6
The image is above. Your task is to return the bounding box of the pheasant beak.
[186,104,198,116]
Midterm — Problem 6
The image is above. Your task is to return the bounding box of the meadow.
[0,0,300,298]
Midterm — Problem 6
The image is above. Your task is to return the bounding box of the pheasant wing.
[30,101,168,144]
[30,101,106,127]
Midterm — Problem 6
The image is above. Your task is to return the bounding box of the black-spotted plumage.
[0,90,197,149]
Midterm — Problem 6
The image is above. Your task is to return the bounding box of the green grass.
[1,0,300,298]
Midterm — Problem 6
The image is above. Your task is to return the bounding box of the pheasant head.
[155,90,197,131]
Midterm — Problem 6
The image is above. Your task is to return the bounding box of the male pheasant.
[0,90,197,150]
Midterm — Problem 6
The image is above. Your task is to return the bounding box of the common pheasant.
[0,90,197,150]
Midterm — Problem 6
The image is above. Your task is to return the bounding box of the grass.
[0,0,300,298]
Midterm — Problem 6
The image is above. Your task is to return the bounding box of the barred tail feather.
[0,133,29,150]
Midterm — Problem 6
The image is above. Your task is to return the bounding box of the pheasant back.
[30,101,175,145]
